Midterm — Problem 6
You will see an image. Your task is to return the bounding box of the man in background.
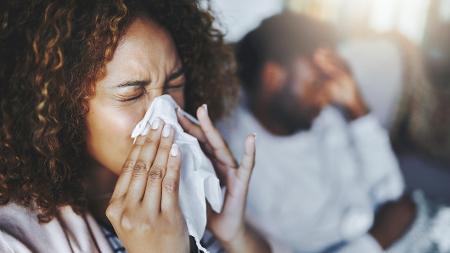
[218,12,418,253]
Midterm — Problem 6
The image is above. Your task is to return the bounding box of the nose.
[136,94,155,119]
[144,95,153,109]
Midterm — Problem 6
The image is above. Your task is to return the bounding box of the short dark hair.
[235,11,337,92]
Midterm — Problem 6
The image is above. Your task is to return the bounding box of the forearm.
[346,95,369,120]
[369,195,416,249]
[221,225,271,253]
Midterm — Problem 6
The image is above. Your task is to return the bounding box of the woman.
[0,1,270,252]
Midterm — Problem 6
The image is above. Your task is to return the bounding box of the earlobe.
[261,61,287,94]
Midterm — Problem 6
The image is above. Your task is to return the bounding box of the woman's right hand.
[105,118,189,253]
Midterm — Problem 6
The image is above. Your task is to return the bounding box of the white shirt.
[218,104,405,253]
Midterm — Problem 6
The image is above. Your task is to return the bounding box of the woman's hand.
[178,105,271,253]
[105,119,189,253]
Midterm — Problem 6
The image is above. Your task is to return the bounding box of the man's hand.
[313,49,369,120]
[369,195,417,249]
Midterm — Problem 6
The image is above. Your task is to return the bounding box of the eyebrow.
[117,80,149,88]
[115,67,185,88]
[167,67,185,82]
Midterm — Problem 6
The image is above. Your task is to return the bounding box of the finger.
[209,156,230,181]
[237,133,256,183]
[110,137,144,200]
[177,107,208,143]
[314,50,347,78]
[330,55,348,70]
[161,143,182,213]
[177,107,215,154]
[142,123,175,213]
[197,105,237,168]
[321,49,351,72]
[125,118,163,205]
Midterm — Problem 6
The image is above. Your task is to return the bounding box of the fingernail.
[252,132,257,141]
[162,124,172,138]
[151,118,161,130]
[170,143,179,157]
[202,104,208,113]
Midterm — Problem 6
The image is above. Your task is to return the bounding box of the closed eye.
[164,67,186,93]
[115,87,146,102]
[114,67,185,102]
[167,67,185,82]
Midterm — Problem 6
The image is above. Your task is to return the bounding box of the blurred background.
[210,0,450,204]
[211,0,450,45]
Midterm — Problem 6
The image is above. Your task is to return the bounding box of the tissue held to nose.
[131,95,224,251]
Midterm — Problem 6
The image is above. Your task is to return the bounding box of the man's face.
[266,57,327,132]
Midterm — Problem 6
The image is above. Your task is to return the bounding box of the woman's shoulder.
[0,202,113,253]
[0,202,38,230]
[0,202,44,253]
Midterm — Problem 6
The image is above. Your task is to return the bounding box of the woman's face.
[86,17,186,175]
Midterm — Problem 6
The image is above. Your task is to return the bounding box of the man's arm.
[313,48,370,121]
[333,195,416,253]
[314,49,416,250]
[369,194,416,249]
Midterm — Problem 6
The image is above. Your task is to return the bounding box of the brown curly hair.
[0,0,237,222]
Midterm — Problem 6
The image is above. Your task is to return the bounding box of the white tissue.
[131,95,223,252]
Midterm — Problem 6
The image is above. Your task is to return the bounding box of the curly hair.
[0,0,237,222]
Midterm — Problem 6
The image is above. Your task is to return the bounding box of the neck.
[85,162,117,229]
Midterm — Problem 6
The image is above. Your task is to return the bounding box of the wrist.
[221,224,271,253]
[347,98,369,120]
[218,225,247,252]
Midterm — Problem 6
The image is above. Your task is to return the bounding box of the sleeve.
[200,231,225,253]
[348,114,405,206]
[335,234,383,253]
[0,230,33,253]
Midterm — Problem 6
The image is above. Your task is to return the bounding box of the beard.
[266,80,320,134]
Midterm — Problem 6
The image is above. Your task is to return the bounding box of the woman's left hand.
[177,105,270,253]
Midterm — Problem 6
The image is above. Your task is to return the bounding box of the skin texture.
[85,17,270,253]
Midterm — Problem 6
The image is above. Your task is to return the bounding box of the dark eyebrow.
[167,67,185,82]
[117,80,150,88]
[115,67,184,88]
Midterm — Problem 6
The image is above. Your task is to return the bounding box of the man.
[218,12,417,253]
